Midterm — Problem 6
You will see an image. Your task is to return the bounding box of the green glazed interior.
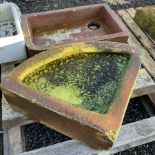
[22,52,130,114]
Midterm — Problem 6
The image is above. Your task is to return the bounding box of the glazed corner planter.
[0,3,27,64]
[22,3,129,56]
[1,41,141,150]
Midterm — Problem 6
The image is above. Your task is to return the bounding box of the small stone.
[53,3,59,8]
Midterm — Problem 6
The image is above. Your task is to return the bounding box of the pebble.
[53,3,59,8]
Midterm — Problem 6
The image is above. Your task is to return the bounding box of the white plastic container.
[0,3,27,64]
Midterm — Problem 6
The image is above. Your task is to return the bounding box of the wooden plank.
[127,29,143,49]
[3,130,11,155]
[148,94,155,107]
[3,126,24,155]
[140,51,155,80]
[8,126,23,155]
[1,65,26,154]
[20,116,155,155]
[117,9,155,61]
[132,69,155,98]
[117,10,155,79]
[140,96,155,116]
[0,131,3,155]
[2,96,30,129]
[127,8,155,47]
[1,64,32,129]
[126,8,155,109]
[146,33,155,45]
[126,8,136,18]
[125,8,155,105]
[21,126,26,152]
[127,28,155,79]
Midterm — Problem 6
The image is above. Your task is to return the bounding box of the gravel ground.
[122,98,149,125]
[6,0,155,14]
[23,98,153,153]
[24,123,71,151]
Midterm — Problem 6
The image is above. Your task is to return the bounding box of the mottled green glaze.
[134,6,155,40]
[22,52,130,114]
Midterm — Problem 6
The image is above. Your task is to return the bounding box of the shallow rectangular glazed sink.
[0,3,27,64]
[22,4,129,56]
[1,41,141,150]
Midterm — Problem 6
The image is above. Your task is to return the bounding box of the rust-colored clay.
[1,41,141,150]
[22,4,129,56]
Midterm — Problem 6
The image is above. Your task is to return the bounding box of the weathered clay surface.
[1,41,141,150]
[134,6,155,40]
[21,4,129,56]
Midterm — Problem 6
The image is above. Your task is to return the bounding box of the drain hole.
[87,21,100,30]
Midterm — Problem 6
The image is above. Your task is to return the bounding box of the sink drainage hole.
[87,21,101,30]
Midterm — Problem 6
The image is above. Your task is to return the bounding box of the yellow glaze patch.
[46,85,82,105]
[105,129,119,141]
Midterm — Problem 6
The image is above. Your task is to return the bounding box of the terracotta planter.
[22,4,129,56]
[1,41,141,150]
[0,3,27,64]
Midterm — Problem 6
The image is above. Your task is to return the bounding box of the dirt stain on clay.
[32,18,111,46]
[0,21,17,38]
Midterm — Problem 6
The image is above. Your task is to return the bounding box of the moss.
[22,48,130,115]
[134,6,155,40]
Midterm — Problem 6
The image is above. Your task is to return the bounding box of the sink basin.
[22,4,129,56]
[23,52,129,114]
[0,3,27,64]
[1,41,141,150]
